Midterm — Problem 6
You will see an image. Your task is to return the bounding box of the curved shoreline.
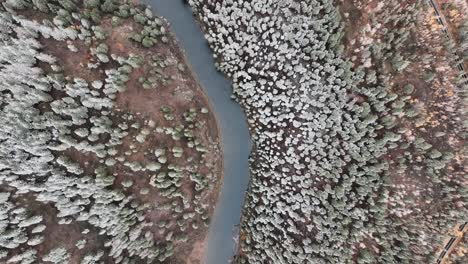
[146,1,252,263]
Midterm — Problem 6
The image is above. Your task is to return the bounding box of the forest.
[0,0,222,263]
[188,0,467,263]
[0,0,467,263]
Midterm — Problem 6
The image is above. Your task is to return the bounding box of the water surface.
[146,1,252,263]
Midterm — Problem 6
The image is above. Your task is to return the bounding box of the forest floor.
[108,18,223,264]
[4,4,222,264]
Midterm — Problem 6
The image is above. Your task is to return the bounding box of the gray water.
[146,1,252,263]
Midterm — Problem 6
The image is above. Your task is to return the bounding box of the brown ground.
[436,0,468,68]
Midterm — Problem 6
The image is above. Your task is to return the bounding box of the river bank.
[146,1,252,263]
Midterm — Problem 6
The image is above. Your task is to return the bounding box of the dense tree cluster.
[188,0,466,263]
[0,192,43,263]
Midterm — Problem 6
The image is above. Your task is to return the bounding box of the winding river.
[146,1,252,263]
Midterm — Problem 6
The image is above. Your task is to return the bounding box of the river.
[146,1,252,263]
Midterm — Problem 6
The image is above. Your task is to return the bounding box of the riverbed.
[146,1,252,263]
